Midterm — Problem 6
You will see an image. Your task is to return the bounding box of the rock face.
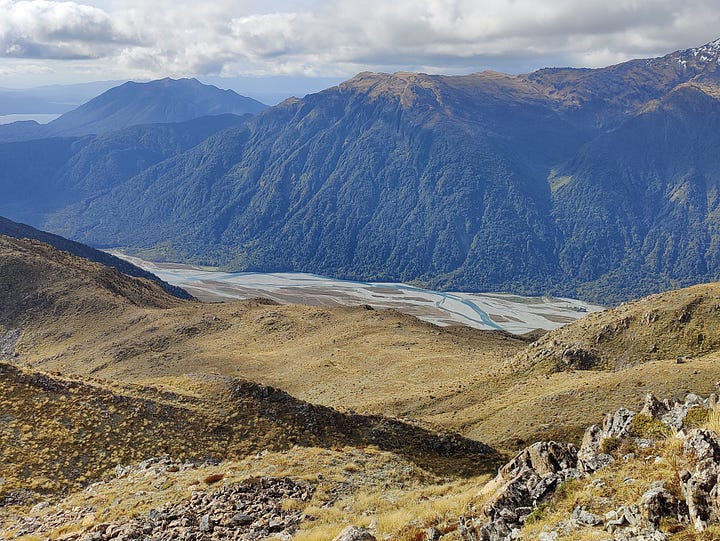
[578,407,635,474]
[680,429,720,531]
[640,484,682,529]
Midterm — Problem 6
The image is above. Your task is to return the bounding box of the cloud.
[0,0,136,59]
[2,0,720,80]
[0,59,53,76]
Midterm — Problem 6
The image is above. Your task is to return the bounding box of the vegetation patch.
[683,407,710,429]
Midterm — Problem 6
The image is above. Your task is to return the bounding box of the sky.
[1,0,720,99]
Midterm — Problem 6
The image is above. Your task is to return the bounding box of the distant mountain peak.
[41,77,267,137]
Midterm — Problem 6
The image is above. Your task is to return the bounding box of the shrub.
[631,414,671,439]
[599,436,621,455]
[524,501,549,525]
[599,436,637,457]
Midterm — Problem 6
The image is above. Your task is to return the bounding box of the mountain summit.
[44,78,267,137]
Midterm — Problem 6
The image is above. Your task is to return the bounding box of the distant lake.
[0,114,60,125]
[114,252,605,335]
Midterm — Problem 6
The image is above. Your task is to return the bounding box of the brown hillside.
[10,236,720,455]
[1,236,529,445]
[511,281,720,373]
[0,360,498,504]
[0,235,182,329]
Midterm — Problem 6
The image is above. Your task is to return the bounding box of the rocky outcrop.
[640,483,682,528]
[460,441,580,540]
[679,428,720,531]
[462,392,720,541]
[577,407,635,473]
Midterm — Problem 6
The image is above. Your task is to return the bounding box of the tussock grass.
[293,475,489,541]
[702,407,720,434]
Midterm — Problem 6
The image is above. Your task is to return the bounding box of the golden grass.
[1,356,501,523]
[17,278,720,454]
[11,234,720,458]
[702,407,720,434]
[293,476,488,541]
[513,282,720,374]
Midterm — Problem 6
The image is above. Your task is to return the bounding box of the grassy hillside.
[8,235,720,453]
[513,281,720,373]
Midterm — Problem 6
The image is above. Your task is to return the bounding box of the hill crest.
[0,216,191,299]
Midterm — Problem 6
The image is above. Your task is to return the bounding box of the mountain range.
[3,42,720,303]
[5,40,720,538]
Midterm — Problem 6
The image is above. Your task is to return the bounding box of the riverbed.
[114,253,604,334]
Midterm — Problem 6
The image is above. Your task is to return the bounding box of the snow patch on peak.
[676,39,720,68]
[691,39,720,59]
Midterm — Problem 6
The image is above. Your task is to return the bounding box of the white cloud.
[1,0,720,81]
[0,0,135,59]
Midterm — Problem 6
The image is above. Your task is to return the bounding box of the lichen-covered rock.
[639,393,669,420]
[461,442,579,540]
[571,506,602,526]
[332,525,377,541]
[640,484,680,528]
[577,424,614,474]
[676,429,720,531]
[603,408,636,438]
[577,408,635,473]
[683,429,720,463]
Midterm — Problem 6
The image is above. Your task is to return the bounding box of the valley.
[3,35,720,541]
[3,41,720,302]
[5,232,720,540]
